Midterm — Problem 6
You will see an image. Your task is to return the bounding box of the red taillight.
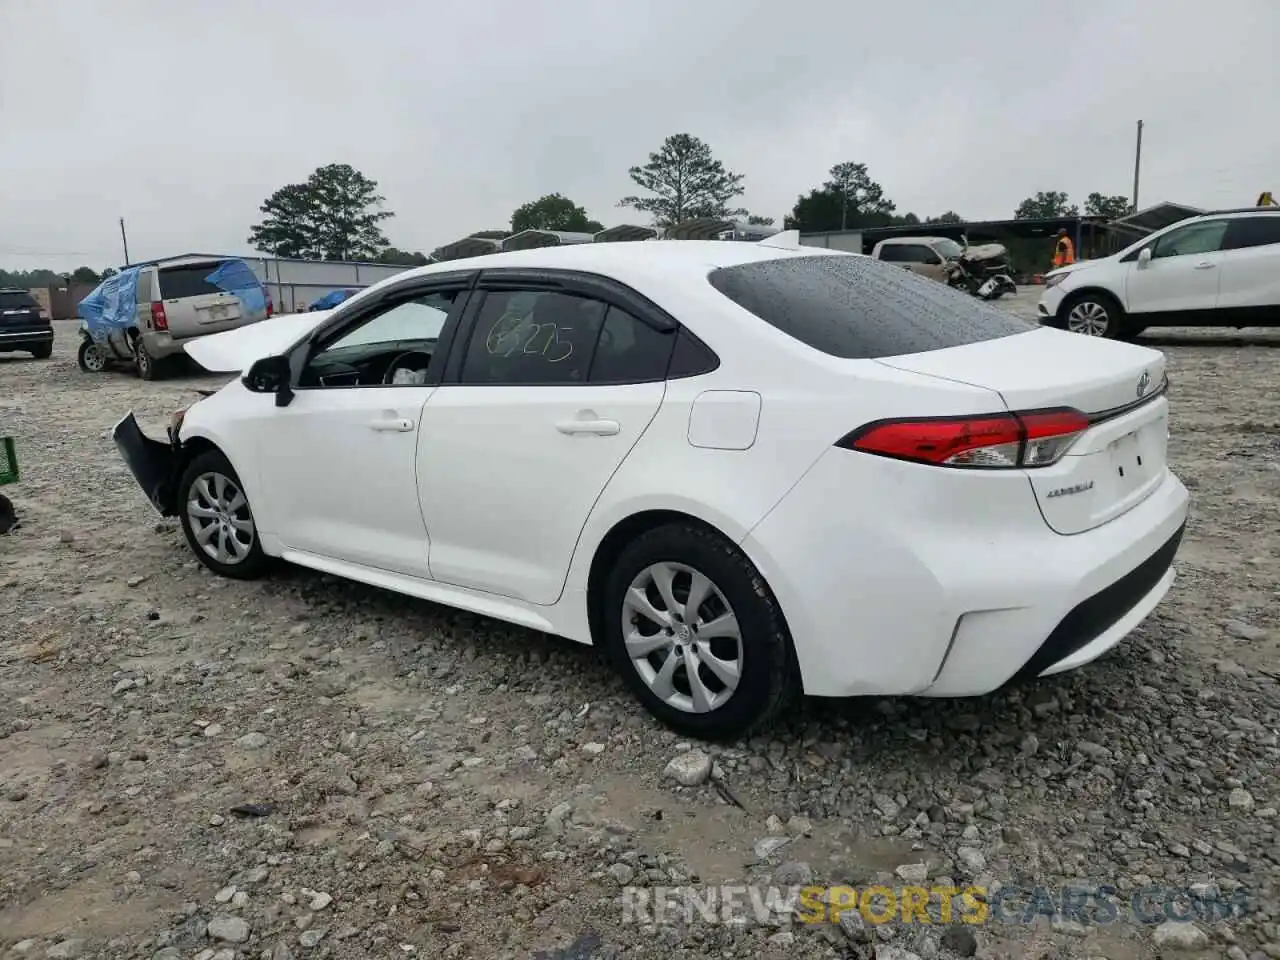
[265,293,274,318]
[838,408,1089,469]
[150,302,168,331]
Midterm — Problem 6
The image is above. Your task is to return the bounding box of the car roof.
[877,236,951,245]
[389,240,834,287]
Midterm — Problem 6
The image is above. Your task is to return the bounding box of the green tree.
[1084,192,1131,219]
[783,162,896,232]
[619,133,746,227]
[71,266,101,283]
[930,211,964,223]
[375,247,431,266]
[511,193,604,233]
[1014,191,1078,219]
[247,164,394,260]
[746,214,775,226]
[100,267,118,280]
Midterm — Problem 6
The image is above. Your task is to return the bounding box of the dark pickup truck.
[0,288,54,359]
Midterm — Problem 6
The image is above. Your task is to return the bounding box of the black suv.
[0,288,54,359]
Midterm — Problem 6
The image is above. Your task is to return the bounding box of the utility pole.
[119,217,130,265]
[1131,120,1144,214]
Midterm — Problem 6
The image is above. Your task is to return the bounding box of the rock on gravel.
[663,748,712,786]
[207,916,251,943]
[1152,920,1209,950]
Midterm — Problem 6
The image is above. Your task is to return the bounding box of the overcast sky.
[1,0,1276,271]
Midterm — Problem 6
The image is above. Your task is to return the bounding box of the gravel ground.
[1,315,1278,960]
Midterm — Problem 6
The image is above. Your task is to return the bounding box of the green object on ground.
[0,437,19,486]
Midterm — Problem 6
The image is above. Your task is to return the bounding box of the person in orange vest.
[1052,228,1076,268]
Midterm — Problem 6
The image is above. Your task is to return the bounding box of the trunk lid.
[0,291,44,327]
[877,327,1170,534]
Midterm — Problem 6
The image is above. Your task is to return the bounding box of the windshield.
[935,239,964,259]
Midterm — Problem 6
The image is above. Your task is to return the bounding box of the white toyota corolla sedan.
[114,236,1189,740]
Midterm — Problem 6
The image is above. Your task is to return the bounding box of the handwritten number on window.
[485,316,575,363]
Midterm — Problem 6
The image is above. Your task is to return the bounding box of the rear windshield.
[708,254,1031,359]
[158,263,226,300]
[0,290,38,309]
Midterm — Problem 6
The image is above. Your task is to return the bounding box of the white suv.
[1038,208,1280,338]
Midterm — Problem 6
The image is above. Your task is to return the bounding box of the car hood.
[1045,258,1102,280]
[184,310,332,372]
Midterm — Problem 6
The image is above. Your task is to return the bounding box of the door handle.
[1193,261,1216,269]
[368,417,415,432]
[556,418,620,437]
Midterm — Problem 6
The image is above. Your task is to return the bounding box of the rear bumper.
[112,413,181,515]
[0,326,54,350]
[741,446,1190,698]
[138,330,185,360]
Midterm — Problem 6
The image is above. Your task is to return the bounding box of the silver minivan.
[79,256,272,379]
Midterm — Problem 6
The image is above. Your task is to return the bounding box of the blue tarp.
[310,289,359,311]
[77,266,143,342]
[206,260,267,315]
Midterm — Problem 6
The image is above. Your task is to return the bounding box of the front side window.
[1151,220,1229,259]
[300,289,461,387]
[903,245,941,265]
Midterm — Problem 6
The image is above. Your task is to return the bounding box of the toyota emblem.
[1136,371,1151,398]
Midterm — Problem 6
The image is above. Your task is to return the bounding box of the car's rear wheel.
[77,339,107,373]
[602,522,798,741]
[1062,292,1123,338]
[134,340,159,380]
[177,450,272,580]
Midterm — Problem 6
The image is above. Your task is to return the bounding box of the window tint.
[588,306,675,383]
[667,327,720,378]
[461,289,606,384]
[158,263,226,299]
[708,254,1031,360]
[901,245,940,264]
[327,292,455,351]
[1152,220,1229,259]
[1225,216,1280,250]
[877,245,906,262]
[0,290,38,308]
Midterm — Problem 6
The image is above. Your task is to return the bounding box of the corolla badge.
[1046,481,1095,499]
[1136,371,1151,398]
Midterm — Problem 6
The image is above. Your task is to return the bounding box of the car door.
[252,279,472,578]
[1123,218,1229,315]
[1218,215,1280,316]
[416,273,674,605]
[909,243,949,282]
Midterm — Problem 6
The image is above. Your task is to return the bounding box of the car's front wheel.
[177,450,272,580]
[602,522,798,741]
[1062,291,1124,338]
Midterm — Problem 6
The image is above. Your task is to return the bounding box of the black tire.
[30,342,52,360]
[601,522,798,741]
[177,449,273,580]
[0,494,16,535]
[1060,290,1124,338]
[134,340,159,380]
[77,338,108,373]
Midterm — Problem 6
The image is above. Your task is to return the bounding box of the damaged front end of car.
[112,408,195,517]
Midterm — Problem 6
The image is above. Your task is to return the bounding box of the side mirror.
[242,355,294,407]
[1137,247,1153,267]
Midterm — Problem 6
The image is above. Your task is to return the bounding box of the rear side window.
[708,254,1031,360]
[0,291,38,308]
[876,245,906,262]
[158,263,226,299]
[1225,216,1280,250]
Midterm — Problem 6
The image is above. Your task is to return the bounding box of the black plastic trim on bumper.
[1010,521,1186,684]
[112,413,180,516]
[0,328,54,348]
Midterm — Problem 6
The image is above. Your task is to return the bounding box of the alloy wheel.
[1066,301,1110,336]
[186,471,255,565]
[82,346,106,372]
[621,561,743,714]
